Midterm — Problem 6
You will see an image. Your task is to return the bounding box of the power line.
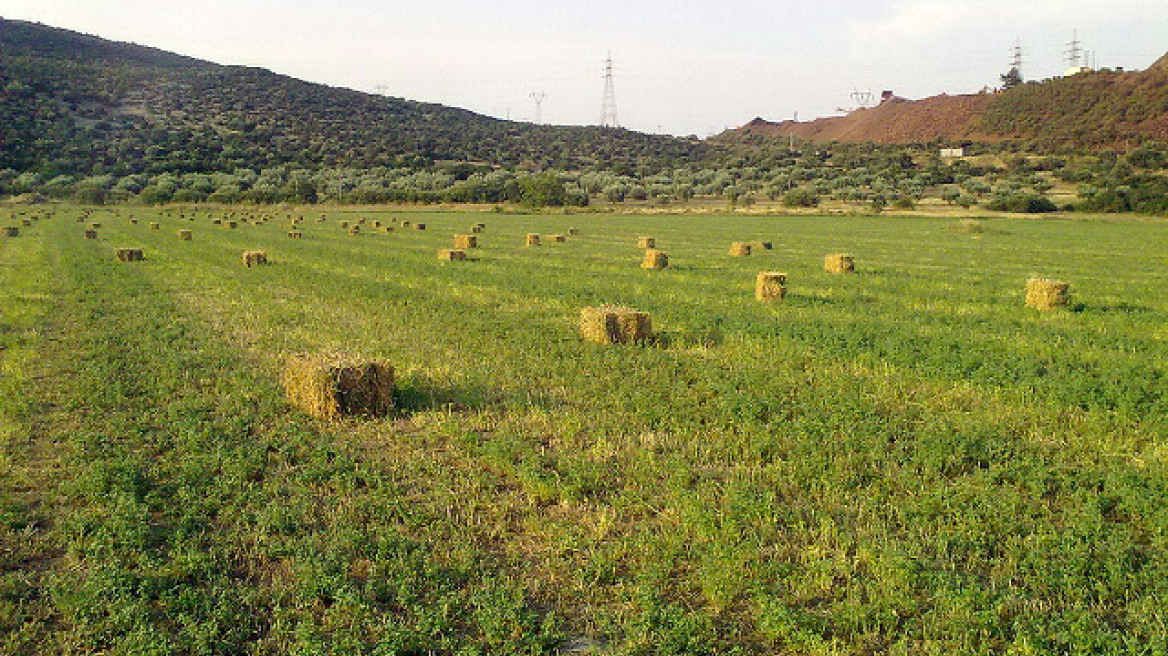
[1010,37,1024,78]
[1064,29,1082,68]
[600,52,619,128]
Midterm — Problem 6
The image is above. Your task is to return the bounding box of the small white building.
[940,147,966,158]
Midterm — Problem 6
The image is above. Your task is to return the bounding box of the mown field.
[2,205,1167,655]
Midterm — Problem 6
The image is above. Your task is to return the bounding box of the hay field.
[2,206,1168,655]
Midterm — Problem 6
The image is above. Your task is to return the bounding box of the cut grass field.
[2,206,1167,655]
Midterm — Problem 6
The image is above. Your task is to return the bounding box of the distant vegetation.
[1,19,1166,215]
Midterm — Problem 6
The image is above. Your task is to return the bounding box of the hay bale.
[349,226,361,235]
[356,217,366,225]
[641,250,669,269]
[824,253,854,274]
[568,227,580,235]
[115,248,144,262]
[637,237,656,249]
[755,272,788,301]
[340,221,350,229]
[227,221,238,229]
[149,222,160,230]
[241,250,268,267]
[729,242,752,256]
[1026,278,1070,310]
[212,218,222,225]
[453,234,478,249]
[526,233,542,247]
[89,222,102,229]
[130,218,138,225]
[18,219,30,227]
[550,234,567,243]
[580,306,653,345]
[413,223,426,231]
[756,241,773,250]
[401,220,411,228]
[282,354,395,419]
[3,227,18,238]
[84,229,98,239]
[438,249,468,261]
[178,229,192,241]
[470,225,483,233]
[381,226,394,233]
[288,231,303,239]
[372,220,381,228]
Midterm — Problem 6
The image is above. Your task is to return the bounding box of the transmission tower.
[600,52,619,128]
[1010,37,1023,78]
[529,91,547,124]
[1064,29,1082,68]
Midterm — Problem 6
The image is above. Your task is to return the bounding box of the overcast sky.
[3,1,1166,136]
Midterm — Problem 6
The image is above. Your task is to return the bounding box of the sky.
[2,0,1166,136]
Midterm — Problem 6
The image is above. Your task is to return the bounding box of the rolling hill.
[727,53,1168,151]
[0,18,709,177]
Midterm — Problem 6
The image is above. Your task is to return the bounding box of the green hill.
[0,19,707,177]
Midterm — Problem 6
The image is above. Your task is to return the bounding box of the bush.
[782,188,819,208]
[987,193,1057,213]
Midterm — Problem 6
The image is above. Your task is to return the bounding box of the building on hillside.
[1063,66,1094,77]
[940,147,966,158]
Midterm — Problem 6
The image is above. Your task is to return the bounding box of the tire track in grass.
[8,211,561,655]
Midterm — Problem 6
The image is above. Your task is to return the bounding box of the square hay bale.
[340,221,350,229]
[413,223,426,230]
[550,234,567,243]
[438,249,468,261]
[288,231,303,238]
[282,354,395,419]
[381,226,394,233]
[401,220,411,228]
[729,242,752,256]
[178,229,192,241]
[227,221,238,229]
[84,229,98,239]
[568,227,580,235]
[20,219,31,227]
[349,226,361,235]
[637,237,656,249]
[212,218,222,225]
[149,222,160,230]
[580,306,653,345]
[115,247,144,262]
[130,218,138,225]
[470,225,483,233]
[756,241,773,250]
[241,250,268,267]
[89,222,102,229]
[1026,278,1070,310]
[372,220,381,228]
[641,250,669,269]
[526,233,542,247]
[356,217,366,225]
[824,253,854,273]
[756,272,788,301]
[3,227,19,238]
[453,234,478,249]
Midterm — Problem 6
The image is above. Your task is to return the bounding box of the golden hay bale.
[637,237,656,249]
[470,225,483,233]
[824,253,854,274]
[381,226,394,233]
[178,229,192,241]
[755,271,788,301]
[212,218,222,225]
[1026,278,1070,310]
[84,229,98,239]
[340,221,350,229]
[356,217,366,224]
[227,221,238,229]
[89,222,102,229]
[149,222,160,230]
[579,306,653,345]
[641,250,669,269]
[115,247,144,262]
[349,226,360,235]
[453,234,478,249]
[282,354,395,419]
[568,227,580,235]
[241,250,268,267]
[526,233,542,247]
[288,231,303,239]
[729,242,752,256]
[413,223,426,230]
[3,227,19,238]
[756,241,773,250]
[401,220,411,228]
[438,249,468,261]
[372,220,381,228]
[129,218,138,225]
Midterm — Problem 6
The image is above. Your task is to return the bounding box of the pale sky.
[3,1,1166,136]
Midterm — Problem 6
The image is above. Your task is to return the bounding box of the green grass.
[2,205,1167,655]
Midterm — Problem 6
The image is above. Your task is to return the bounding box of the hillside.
[0,19,708,177]
[728,55,1168,150]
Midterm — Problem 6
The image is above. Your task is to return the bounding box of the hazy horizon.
[3,0,1166,136]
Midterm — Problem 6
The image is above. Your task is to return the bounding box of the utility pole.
[529,91,546,124]
[1064,29,1082,68]
[1010,37,1023,78]
[600,52,619,128]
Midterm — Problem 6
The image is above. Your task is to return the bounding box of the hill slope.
[0,19,708,176]
[729,57,1168,150]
